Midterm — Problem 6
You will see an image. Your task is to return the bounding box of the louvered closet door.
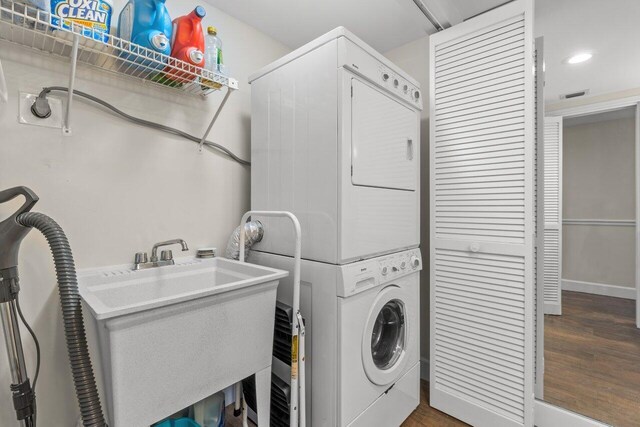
[543,117,562,315]
[429,1,535,426]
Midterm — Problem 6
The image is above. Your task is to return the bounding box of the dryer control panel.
[338,37,423,110]
[337,248,422,298]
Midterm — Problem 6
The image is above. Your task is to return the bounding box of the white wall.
[562,116,636,288]
[384,35,430,364]
[0,1,289,424]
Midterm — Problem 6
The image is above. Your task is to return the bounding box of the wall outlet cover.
[19,92,63,129]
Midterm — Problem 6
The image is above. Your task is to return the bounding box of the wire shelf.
[0,0,239,97]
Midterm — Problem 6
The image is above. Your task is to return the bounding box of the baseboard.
[544,302,562,315]
[420,357,429,381]
[534,400,611,427]
[562,279,636,300]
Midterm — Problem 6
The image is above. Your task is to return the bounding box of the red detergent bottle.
[165,6,206,82]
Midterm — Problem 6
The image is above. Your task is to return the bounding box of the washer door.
[362,285,410,385]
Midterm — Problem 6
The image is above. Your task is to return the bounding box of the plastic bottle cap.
[194,6,206,18]
[208,26,217,35]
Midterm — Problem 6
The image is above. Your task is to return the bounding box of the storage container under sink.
[78,257,288,427]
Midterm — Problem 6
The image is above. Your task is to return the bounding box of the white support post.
[63,34,79,136]
[296,311,306,426]
[238,211,304,427]
[199,86,233,152]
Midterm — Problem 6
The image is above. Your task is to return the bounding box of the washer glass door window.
[362,284,411,386]
[371,300,405,370]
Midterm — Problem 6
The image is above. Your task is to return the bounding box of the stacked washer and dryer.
[248,27,423,427]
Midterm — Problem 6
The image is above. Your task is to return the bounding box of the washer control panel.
[378,249,422,281]
[338,248,422,298]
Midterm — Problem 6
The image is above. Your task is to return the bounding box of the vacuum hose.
[17,213,107,427]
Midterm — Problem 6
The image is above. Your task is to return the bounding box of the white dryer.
[249,27,423,265]
[250,248,422,427]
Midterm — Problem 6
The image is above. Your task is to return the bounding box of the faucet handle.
[160,250,173,261]
[135,252,148,264]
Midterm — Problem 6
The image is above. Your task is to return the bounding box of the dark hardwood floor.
[229,290,640,426]
[544,291,640,427]
[227,379,468,427]
[402,380,469,427]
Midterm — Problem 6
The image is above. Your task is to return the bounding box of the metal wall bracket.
[0,57,8,103]
[198,86,234,152]
[62,34,79,136]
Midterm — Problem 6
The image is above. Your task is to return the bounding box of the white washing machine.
[249,248,422,427]
[249,27,423,265]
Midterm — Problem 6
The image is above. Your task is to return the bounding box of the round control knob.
[382,73,389,81]
[403,84,409,93]
[410,256,420,269]
[135,252,148,264]
[161,250,173,261]
[381,266,389,276]
[392,266,399,273]
[393,79,399,87]
[414,90,420,100]
[400,261,407,270]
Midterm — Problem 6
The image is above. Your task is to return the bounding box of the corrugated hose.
[17,212,107,427]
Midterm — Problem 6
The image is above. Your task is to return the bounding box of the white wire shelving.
[0,0,238,136]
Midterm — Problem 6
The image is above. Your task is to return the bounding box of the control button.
[400,261,407,270]
[382,73,389,82]
[410,256,420,269]
[393,79,399,87]
[413,90,420,100]
[403,84,408,93]
[381,266,389,276]
[392,266,399,273]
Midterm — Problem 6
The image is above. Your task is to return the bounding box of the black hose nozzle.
[10,378,36,422]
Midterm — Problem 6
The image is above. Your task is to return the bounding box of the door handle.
[407,138,413,160]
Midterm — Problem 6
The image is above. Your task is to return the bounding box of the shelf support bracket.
[199,86,233,152]
[63,34,80,136]
[0,57,8,103]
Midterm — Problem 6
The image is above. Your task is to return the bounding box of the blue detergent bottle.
[118,0,172,61]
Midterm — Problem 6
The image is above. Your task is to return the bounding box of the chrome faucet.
[134,239,189,270]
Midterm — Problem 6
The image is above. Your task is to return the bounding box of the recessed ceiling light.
[567,53,592,64]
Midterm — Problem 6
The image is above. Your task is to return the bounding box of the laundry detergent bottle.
[164,6,206,82]
[117,0,172,57]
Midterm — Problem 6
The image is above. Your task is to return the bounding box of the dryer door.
[351,78,418,192]
[362,285,411,385]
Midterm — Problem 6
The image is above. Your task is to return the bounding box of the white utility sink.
[79,257,288,427]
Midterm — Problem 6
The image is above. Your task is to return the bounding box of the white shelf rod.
[0,57,7,103]
[63,34,79,135]
[199,86,233,151]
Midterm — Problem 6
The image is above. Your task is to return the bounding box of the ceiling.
[535,0,640,102]
[424,0,510,28]
[205,0,640,103]
[204,0,505,53]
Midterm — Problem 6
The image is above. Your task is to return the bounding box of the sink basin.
[78,257,288,427]
[80,257,287,320]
